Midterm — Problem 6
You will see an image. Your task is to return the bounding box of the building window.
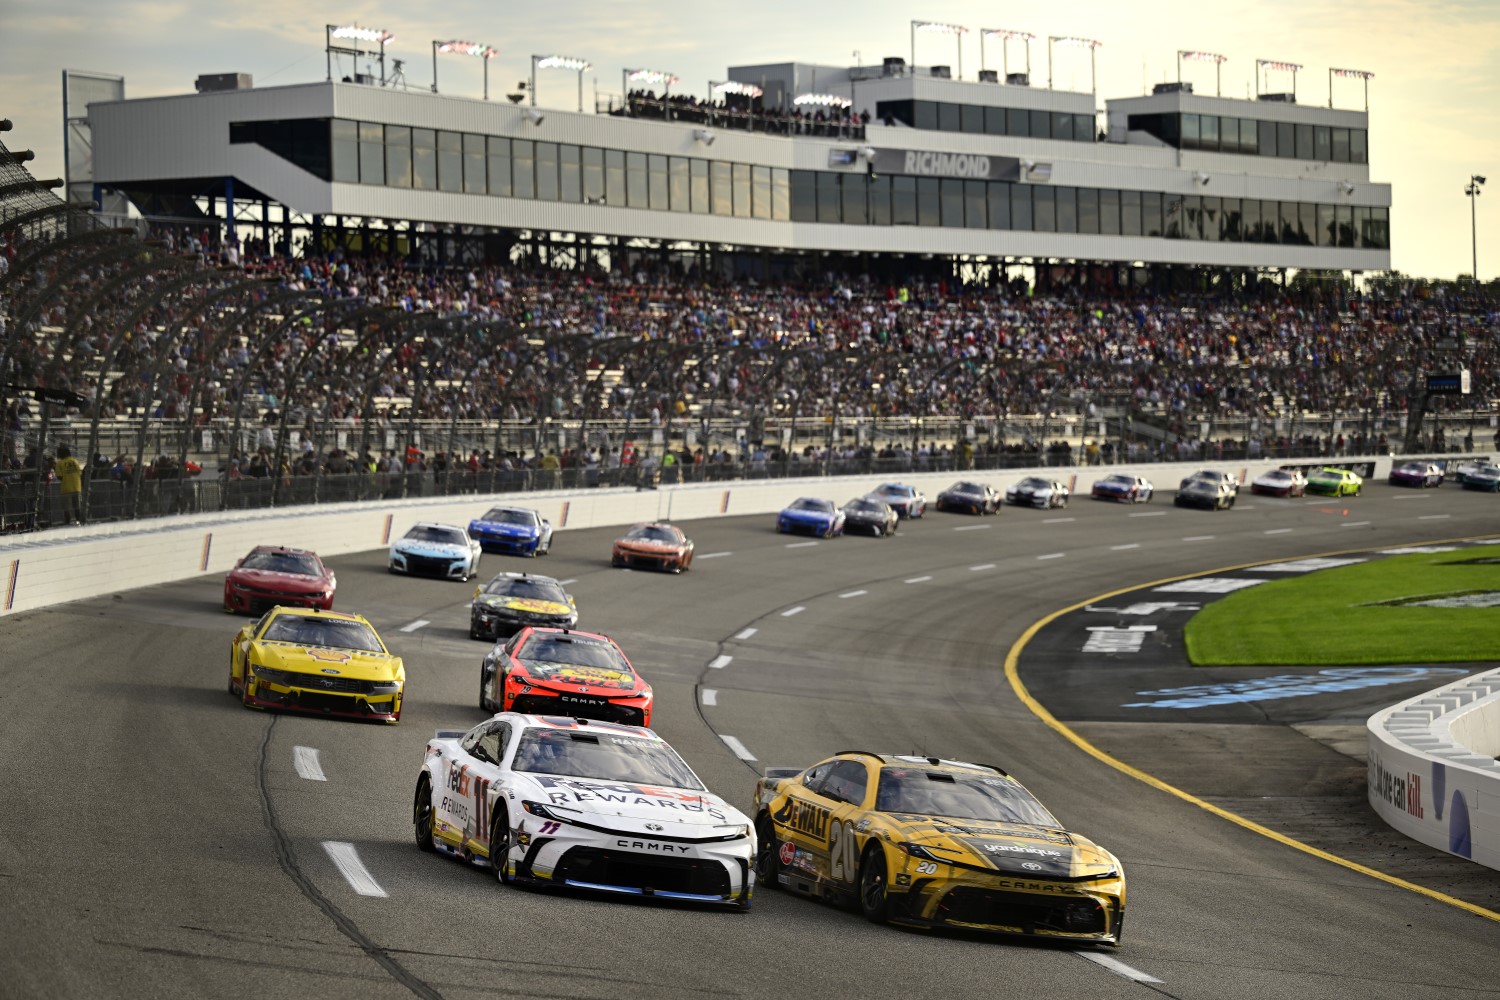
[1221,197,1241,242]
[732,162,752,218]
[1077,187,1100,235]
[892,176,918,225]
[1241,199,1261,242]
[510,138,533,199]
[1053,112,1074,144]
[816,171,840,222]
[772,167,790,220]
[331,119,358,183]
[413,128,437,190]
[867,173,890,225]
[987,181,1011,229]
[1331,128,1350,163]
[1353,205,1369,248]
[1029,109,1051,140]
[985,106,1006,136]
[1298,202,1317,245]
[1350,129,1367,164]
[1182,194,1201,239]
[487,136,511,197]
[940,178,964,227]
[917,177,941,227]
[1201,196,1221,241]
[964,180,987,228]
[789,170,816,222]
[752,165,772,220]
[1317,203,1335,247]
[710,160,732,215]
[1054,185,1077,233]
[1313,126,1332,162]
[669,156,690,212]
[960,104,984,134]
[581,146,603,204]
[1181,113,1200,150]
[1258,120,1276,158]
[533,141,558,201]
[604,149,625,207]
[691,158,710,214]
[626,151,648,209]
[438,131,462,193]
[648,153,669,211]
[1335,204,1353,248]
[558,144,581,203]
[1295,123,1315,160]
[937,102,961,132]
[385,125,412,188]
[1032,185,1056,232]
[912,101,937,130]
[1006,107,1029,138]
[358,122,385,185]
[1201,115,1220,152]
[463,133,486,194]
[843,172,868,224]
[1011,183,1033,231]
[1097,188,1118,236]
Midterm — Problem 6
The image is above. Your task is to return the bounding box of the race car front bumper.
[890,871,1123,944]
[242,669,402,723]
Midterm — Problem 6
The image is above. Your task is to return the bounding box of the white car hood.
[519,774,748,827]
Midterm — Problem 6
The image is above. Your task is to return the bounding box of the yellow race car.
[229,606,406,723]
[754,752,1125,945]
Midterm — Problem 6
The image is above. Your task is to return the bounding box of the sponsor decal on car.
[306,649,352,663]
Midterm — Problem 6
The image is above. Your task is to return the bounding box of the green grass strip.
[1184,549,1500,666]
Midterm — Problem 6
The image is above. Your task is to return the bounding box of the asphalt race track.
[2,479,1499,999]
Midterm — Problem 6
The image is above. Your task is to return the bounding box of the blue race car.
[389,522,483,581]
[468,505,554,557]
[776,497,845,538]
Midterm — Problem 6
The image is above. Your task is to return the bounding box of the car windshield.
[241,551,321,576]
[1101,476,1132,486]
[1311,470,1340,480]
[877,485,912,498]
[875,769,1057,826]
[844,499,882,512]
[481,508,536,526]
[482,577,567,602]
[261,615,383,652]
[1017,478,1048,489]
[789,498,832,512]
[513,729,703,789]
[949,483,982,495]
[405,526,467,546]
[1398,463,1424,473]
[1262,471,1291,482]
[517,633,633,680]
[624,525,679,543]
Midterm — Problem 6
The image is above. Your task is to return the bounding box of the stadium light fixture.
[911,20,968,80]
[1466,175,1486,281]
[1329,66,1374,111]
[1048,36,1102,94]
[524,107,545,126]
[326,23,395,85]
[793,93,852,109]
[623,69,679,115]
[1177,50,1227,97]
[1256,59,1303,101]
[532,54,592,113]
[711,80,763,99]
[1338,180,1356,195]
[693,128,715,146]
[1194,171,1211,186]
[433,40,499,100]
[981,28,1035,83]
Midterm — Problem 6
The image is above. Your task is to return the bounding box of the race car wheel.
[414,776,436,853]
[489,804,513,884]
[479,670,494,712]
[857,845,891,924]
[611,554,624,568]
[754,814,786,890]
[240,672,257,709]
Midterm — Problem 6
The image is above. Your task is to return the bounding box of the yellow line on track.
[1003,532,1500,925]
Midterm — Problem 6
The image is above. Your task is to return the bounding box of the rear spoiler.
[433,729,467,740]
[762,766,802,780]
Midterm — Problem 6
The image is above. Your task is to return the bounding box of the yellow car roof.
[265,606,372,625]
[838,750,1009,778]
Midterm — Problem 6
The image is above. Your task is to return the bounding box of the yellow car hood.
[898,819,1115,878]
[478,596,572,616]
[251,642,404,681]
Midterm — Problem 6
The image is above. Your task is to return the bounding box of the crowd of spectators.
[617,90,869,139]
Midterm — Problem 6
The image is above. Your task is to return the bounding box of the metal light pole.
[1467,175,1486,280]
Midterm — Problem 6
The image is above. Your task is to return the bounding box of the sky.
[3,0,1497,280]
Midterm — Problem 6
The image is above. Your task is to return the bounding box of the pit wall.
[0,455,1402,616]
[1368,669,1500,872]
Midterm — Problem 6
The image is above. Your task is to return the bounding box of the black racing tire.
[489,803,513,884]
[754,814,786,890]
[611,554,624,568]
[414,775,437,852]
[857,844,892,924]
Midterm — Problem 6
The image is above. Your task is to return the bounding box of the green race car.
[1306,466,1363,497]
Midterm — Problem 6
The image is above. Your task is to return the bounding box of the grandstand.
[0,28,1493,532]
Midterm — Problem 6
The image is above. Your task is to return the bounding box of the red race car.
[223,545,336,615]
[478,626,653,726]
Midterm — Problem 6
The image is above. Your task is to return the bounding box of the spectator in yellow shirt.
[54,443,84,525]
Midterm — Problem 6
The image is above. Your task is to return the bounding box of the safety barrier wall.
[1367,669,1500,872]
[0,455,1405,616]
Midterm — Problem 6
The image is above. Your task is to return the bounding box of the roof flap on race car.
[762,766,802,780]
[433,729,467,739]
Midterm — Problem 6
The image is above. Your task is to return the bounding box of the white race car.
[389,521,482,581]
[414,714,756,908]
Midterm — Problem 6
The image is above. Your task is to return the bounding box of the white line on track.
[969,563,996,571]
[1418,514,1451,520]
[698,551,733,559]
[701,689,718,706]
[708,655,733,670]
[840,590,869,598]
[1036,553,1065,560]
[781,606,806,617]
[1341,521,1372,528]
[905,575,933,583]
[1182,535,1215,542]
[399,620,429,633]
[558,579,577,586]
[1109,543,1140,551]
[719,735,757,761]
[1078,952,1162,983]
[1236,505,1256,510]
[1129,511,1167,517]
[293,746,326,782]
[953,524,991,531]
[734,627,758,640]
[1391,495,1430,500]
[1264,528,1294,535]
[785,541,819,549]
[1042,517,1075,524]
[322,842,388,898]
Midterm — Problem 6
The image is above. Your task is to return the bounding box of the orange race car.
[610,521,695,573]
[477,626,653,726]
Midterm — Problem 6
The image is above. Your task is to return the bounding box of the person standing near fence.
[54,444,84,525]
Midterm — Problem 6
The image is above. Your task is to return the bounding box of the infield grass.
[1184,548,1500,666]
